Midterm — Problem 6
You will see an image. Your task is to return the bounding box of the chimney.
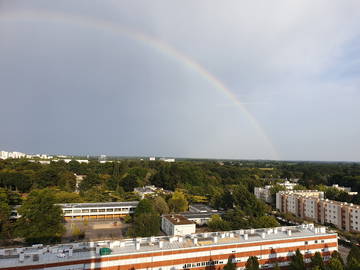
[68,248,73,257]
[287,230,292,236]
[213,236,218,243]
[193,238,198,245]
[261,232,266,239]
[244,234,248,240]
[96,246,100,255]
[159,241,164,248]
[19,252,24,262]
[136,241,140,250]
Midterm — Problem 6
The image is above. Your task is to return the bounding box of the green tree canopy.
[135,199,155,216]
[289,249,305,270]
[15,189,65,244]
[208,214,231,231]
[168,191,188,213]
[245,256,259,270]
[223,256,236,270]
[152,196,169,215]
[310,252,325,270]
[327,257,344,270]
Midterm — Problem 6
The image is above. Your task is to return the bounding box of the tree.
[252,216,280,228]
[330,251,344,267]
[168,191,188,213]
[79,173,101,191]
[273,263,280,270]
[135,199,155,216]
[121,174,138,192]
[15,189,65,244]
[346,245,360,270]
[152,196,169,215]
[223,256,236,270]
[245,256,259,270]
[208,214,231,231]
[132,213,160,237]
[310,252,325,270]
[289,249,305,270]
[0,188,12,241]
[327,257,344,270]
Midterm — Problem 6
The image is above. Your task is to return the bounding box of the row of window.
[63,208,136,214]
[183,260,224,268]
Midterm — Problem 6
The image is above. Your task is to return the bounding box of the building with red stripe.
[0,224,337,270]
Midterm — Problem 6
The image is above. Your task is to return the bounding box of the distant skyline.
[1,1,360,161]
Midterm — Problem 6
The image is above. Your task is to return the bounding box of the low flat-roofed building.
[58,201,139,220]
[189,204,218,213]
[161,214,196,236]
[0,224,337,270]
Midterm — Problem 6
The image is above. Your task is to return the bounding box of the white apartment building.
[276,190,360,233]
[254,181,297,203]
[331,184,358,195]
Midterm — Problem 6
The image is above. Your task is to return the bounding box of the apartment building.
[254,181,298,203]
[0,224,337,270]
[276,190,360,233]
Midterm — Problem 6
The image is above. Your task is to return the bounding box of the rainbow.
[0,10,279,159]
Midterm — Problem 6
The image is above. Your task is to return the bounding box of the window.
[64,210,72,214]
[82,209,89,213]
[90,209,98,213]
[305,241,308,245]
[98,209,105,212]
[107,208,114,212]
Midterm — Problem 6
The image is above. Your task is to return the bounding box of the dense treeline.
[1,158,360,244]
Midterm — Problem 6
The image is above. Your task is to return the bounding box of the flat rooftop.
[163,214,196,225]
[57,201,139,209]
[0,225,336,269]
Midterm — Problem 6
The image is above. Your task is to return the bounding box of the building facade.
[59,202,139,220]
[254,181,298,203]
[161,214,196,236]
[0,224,337,270]
[276,190,360,233]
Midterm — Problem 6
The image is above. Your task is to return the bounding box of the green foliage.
[168,191,188,213]
[15,189,65,244]
[79,173,101,191]
[251,215,280,228]
[331,251,344,267]
[245,256,259,270]
[131,213,160,237]
[327,257,344,270]
[208,214,231,231]
[152,196,169,215]
[289,249,305,270]
[0,188,12,240]
[273,263,280,270]
[135,199,155,216]
[310,252,325,270]
[223,256,236,270]
[346,245,360,270]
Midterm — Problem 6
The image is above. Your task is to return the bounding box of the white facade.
[277,190,360,233]
[0,225,338,270]
[255,181,297,203]
[161,215,196,236]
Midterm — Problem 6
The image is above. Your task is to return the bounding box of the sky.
[1,1,360,161]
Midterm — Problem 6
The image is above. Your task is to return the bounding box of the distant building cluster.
[133,185,172,199]
[254,180,297,203]
[276,190,360,233]
[331,184,358,195]
[0,150,52,160]
[149,157,176,162]
[162,204,222,236]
